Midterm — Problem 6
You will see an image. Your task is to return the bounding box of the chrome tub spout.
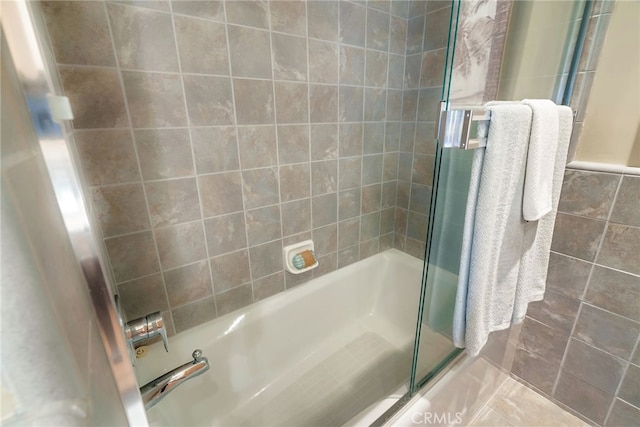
[140,349,210,410]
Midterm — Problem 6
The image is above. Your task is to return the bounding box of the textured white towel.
[512,105,574,323]
[522,99,559,221]
[452,103,533,356]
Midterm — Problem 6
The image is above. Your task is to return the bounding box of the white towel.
[511,105,574,323]
[452,103,533,356]
[522,99,559,221]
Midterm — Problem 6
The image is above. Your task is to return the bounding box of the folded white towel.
[512,105,574,323]
[522,99,560,221]
[452,103,533,356]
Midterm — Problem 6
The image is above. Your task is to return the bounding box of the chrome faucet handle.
[147,311,169,352]
[192,349,203,361]
[125,311,169,356]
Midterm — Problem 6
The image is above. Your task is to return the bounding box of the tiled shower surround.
[40,0,450,333]
[512,170,640,426]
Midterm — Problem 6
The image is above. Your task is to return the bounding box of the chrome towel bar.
[436,101,490,150]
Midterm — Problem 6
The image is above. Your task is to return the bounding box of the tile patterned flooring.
[469,377,589,427]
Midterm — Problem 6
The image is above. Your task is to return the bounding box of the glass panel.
[412,0,589,392]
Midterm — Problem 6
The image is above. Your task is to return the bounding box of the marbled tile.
[340,1,366,47]
[400,122,416,153]
[204,212,247,257]
[338,245,359,268]
[339,218,360,249]
[407,211,427,241]
[183,75,234,126]
[281,199,311,236]
[551,213,606,261]
[366,8,390,51]
[385,122,401,152]
[364,88,387,122]
[279,163,311,202]
[274,82,309,124]
[339,45,366,85]
[585,265,640,321]
[607,398,640,427]
[283,231,311,248]
[546,252,591,300]
[421,48,447,88]
[41,1,115,66]
[596,223,640,275]
[391,0,410,18]
[278,125,310,164]
[91,184,150,237]
[396,181,410,209]
[517,317,569,364]
[272,33,308,82]
[423,6,451,51]
[412,154,435,185]
[511,347,559,395]
[380,208,395,234]
[145,178,200,227]
[386,90,403,121]
[339,86,364,123]
[269,0,306,36]
[249,240,283,279]
[74,130,140,186]
[284,267,313,288]
[610,176,640,227]
[172,296,217,333]
[174,16,228,75]
[365,50,389,88]
[309,40,339,84]
[233,79,274,125]
[339,123,363,157]
[406,14,425,54]
[417,87,442,121]
[402,89,418,121]
[360,238,379,260]
[307,1,339,41]
[198,171,244,217]
[134,129,193,180]
[618,364,640,408]
[554,372,613,425]
[242,167,280,208]
[154,221,207,270]
[313,224,338,256]
[389,16,407,55]
[338,157,362,190]
[404,53,421,89]
[117,274,168,320]
[360,212,381,241]
[564,338,626,395]
[210,250,251,293]
[107,3,179,72]
[310,85,339,123]
[171,1,224,21]
[383,153,399,182]
[398,153,412,181]
[227,25,272,78]
[310,124,338,160]
[237,125,277,168]
[363,122,385,154]
[311,160,338,196]
[361,184,382,214]
[633,344,640,366]
[404,238,425,259]
[387,54,405,89]
[246,205,282,246]
[225,0,269,29]
[339,189,362,221]
[312,193,337,227]
[574,303,640,359]
[59,67,128,129]
[253,272,285,301]
[314,252,337,278]
[122,71,187,128]
[362,155,383,185]
[527,289,580,335]
[381,182,397,210]
[164,260,212,308]
[415,122,437,155]
[191,127,240,174]
[105,231,160,282]
[558,170,620,219]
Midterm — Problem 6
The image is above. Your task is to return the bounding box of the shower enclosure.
[1,0,593,425]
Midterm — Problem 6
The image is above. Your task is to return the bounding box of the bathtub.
[135,249,455,426]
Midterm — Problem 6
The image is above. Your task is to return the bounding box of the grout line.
[167,0,218,318]
[102,1,176,330]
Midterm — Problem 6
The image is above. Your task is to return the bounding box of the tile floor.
[469,377,589,427]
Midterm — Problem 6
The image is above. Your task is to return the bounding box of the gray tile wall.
[40,0,445,334]
[512,169,640,426]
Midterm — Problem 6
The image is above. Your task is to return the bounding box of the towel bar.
[436,101,490,150]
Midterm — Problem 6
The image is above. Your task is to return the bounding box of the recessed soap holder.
[283,240,319,274]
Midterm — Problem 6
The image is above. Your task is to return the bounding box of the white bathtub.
[135,249,455,426]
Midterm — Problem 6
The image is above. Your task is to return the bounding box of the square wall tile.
[279,164,311,202]
[122,71,187,128]
[164,260,212,308]
[275,82,309,124]
[545,252,591,300]
[91,184,150,237]
[272,33,308,81]
[551,213,606,261]
[154,221,207,270]
[227,25,272,78]
[573,303,640,359]
[237,125,277,169]
[610,176,640,227]
[596,224,640,275]
[339,1,366,47]
[175,16,228,75]
[310,85,339,123]
[269,1,306,36]
[310,124,338,160]
[171,1,224,20]
[339,45,365,85]
[172,296,217,333]
[585,266,640,321]
[211,250,251,293]
[117,273,168,320]
[311,160,338,196]
[106,231,160,282]
[216,284,253,316]
[134,128,193,180]
[278,125,310,164]
[253,272,285,301]
[249,240,283,279]
[554,372,613,425]
[183,75,235,126]
[563,338,626,395]
[198,172,244,217]
[242,168,280,208]
[281,199,311,236]
[191,127,240,174]
[312,193,337,227]
[307,1,339,42]
[558,170,619,219]
[74,130,140,186]
[145,178,201,227]
[246,205,282,246]
[225,0,269,29]
[234,79,274,125]
[309,40,339,84]
[367,8,390,51]
[204,212,247,257]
